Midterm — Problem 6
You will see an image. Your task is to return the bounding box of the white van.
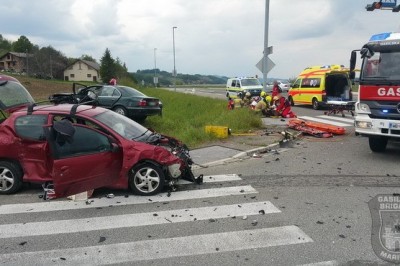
[226,77,263,98]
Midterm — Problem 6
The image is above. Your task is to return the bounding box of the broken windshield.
[362,51,400,81]
[0,81,35,110]
[94,109,152,141]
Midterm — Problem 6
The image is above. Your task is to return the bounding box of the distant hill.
[131,69,229,86]
[130,69,292,86]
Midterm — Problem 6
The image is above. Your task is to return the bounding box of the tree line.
[0,34,228,85]
[0,35,131,83]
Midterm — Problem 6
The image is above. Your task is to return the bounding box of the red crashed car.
[0,75,201,198]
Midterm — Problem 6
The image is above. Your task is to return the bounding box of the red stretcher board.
[288,118,346,135]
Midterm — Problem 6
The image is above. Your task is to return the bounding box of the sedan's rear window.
[118,86,146,97]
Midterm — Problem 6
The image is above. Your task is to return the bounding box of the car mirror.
[111,142,120,153]
[53,119,75,145]
[360,47,373,59]
[53,119,75,137]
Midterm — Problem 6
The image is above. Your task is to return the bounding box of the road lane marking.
[297,116,351,127]
[0,185,257,215]
[178,174,242,184]
[298,261,338,266]
[0,226,312,265]
[0,201,280,238]
[316,115,354,124]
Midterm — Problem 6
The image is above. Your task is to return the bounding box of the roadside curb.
[192,131,302,169]
[191,142,280,169]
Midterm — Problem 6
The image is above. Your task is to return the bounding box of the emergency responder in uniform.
[273,95,296,117]
[242,92,252,107]
[227,97,235,110]
[254,91,272,116]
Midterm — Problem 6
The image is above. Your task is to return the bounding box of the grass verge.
[10,75,263,148]
[142,88,262,148]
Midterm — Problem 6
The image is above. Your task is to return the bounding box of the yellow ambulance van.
[288,65,352,110]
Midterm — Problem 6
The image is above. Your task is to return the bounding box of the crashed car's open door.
[45,122,123,198]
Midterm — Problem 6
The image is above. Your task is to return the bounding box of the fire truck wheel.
[369,137,388,153]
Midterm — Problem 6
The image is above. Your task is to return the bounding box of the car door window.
[99,87,112,97]
[53,125,112,158]
[111,88,121,97]
[301,78,321,88]
[15,115,47,141]
[292,79,301,89]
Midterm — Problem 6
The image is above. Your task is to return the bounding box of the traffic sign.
[382,0,397,8]
[256,57,275,73]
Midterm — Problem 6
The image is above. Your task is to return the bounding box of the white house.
[64,59,101,82]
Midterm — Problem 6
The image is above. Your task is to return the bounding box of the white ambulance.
[226,77,263,98]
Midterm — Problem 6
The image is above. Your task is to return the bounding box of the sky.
[1,0,400,80]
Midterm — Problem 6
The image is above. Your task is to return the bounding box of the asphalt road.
[0,89,398,265]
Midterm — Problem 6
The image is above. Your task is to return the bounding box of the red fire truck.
[350,32,400,152]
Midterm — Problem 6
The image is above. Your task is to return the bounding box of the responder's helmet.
[245,92,251,97]
[266,95,272,103]
[260,91,267,98]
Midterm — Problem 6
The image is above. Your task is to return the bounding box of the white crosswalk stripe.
[298,115,354,127]
[1,226,312,265]
[0,185,257,215]
[0,201,281,238]
[298,261,339,266]
[316,115,354,124]
[0,174,315,265]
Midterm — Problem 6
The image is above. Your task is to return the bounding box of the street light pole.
[154,48,157,87]
[172,26,177,92]
[263,0,270,91]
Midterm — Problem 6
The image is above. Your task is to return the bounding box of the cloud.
[1,0,400,79]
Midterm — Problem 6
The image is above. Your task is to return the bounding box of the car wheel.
[288,96,294,106]
[113,106,127,116]
[369,137,388,153]
[129,163,165,196]
[0,161,23,194]
[312,98,319,110]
